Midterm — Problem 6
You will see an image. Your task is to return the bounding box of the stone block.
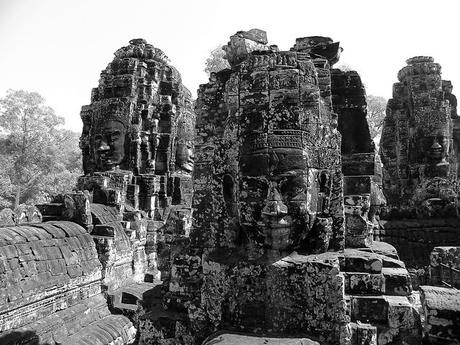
[381,268,411,296]
[202,332,320,345]
[385,295,417,329]
[344,195,371,215]
[420,285,460,343]
[340,250,383,273]
[345,215,373,248]
[348,322,377,345]
[350,296,388,323]
[343,176,372,196]
[345,272,385,295]
[67,264,83,278]
[342,154,375,176]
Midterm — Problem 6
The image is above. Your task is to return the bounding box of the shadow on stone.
[0,330,50,345]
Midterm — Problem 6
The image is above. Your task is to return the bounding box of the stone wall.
[200,252,346,342]
[331,69,382,250]
[429,246,460,288]
[376,219,460,267]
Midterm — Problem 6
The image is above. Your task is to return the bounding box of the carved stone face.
[94,120,126,171]
[416,135,449,164]
[239,147,314,251]
[261,171,312,250]
[175,141,194,173]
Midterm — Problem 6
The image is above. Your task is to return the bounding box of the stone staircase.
[340,247,422,345]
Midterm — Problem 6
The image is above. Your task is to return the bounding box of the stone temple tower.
[135,30,421,345]
[380,56,458,217]
[378,56,460,270]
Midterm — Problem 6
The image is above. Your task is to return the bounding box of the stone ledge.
[202,331,320,345]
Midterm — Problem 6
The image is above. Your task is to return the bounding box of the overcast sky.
[1,0,459,132]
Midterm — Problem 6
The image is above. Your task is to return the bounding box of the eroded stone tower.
[380,56,457,216]
[379,56,460,268]
[137,30,421,345]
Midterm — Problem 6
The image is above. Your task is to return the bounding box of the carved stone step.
[420,285,460,344]
[350,296,388,324]
[348,295,421,344]
[347,322,377,345]
[357,241,400,260]
[344,267,411,296]
[344,272,385,295]
[339,249,406,275]
[350,295,416,322]
[36,202,65,217]
[381,267,411,296]
[108,281,162,312]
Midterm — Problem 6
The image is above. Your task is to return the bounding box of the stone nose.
[262,187,288,217]
[431,141,442,150]
[97,139,110,152]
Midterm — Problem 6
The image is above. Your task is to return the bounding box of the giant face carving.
[94,120,127,171]
[175,140,194,173]
[239,142,315,252]
[414,133,449,164]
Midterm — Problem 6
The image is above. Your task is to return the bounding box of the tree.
[0,90,82,208]
[366,95,388,141]
[204,45,230,76]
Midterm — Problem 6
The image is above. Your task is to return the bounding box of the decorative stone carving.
[380,56,458,217]
[379,57,460,268]
[194,33,345,258]
[76,39,196,308]
[443,80,458,118]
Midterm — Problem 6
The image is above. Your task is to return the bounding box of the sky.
[0,0,459,132]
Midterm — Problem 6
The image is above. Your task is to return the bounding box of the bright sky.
[1,0,459,132]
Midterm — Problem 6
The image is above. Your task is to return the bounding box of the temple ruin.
[379,56,460,274]
[0,31,459,345]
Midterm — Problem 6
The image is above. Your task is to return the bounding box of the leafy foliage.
[366,95,388,140]
[0,90,82,208]
[204,45,230,76]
